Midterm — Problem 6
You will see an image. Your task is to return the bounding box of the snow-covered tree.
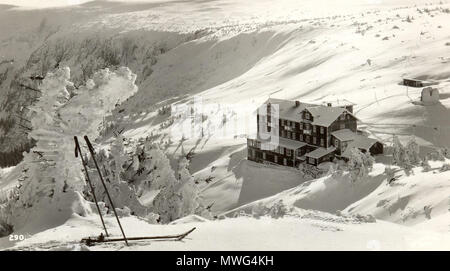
[440,163,450,172]
[177,157,201,217]
[153,178,182,223]
[421,155,431,172]
[363,151,375,170]
[442,147,450,159]
[392,135,406,166]
[3,66,140,230]
[138,143,182,223]
[347,148,370,182]
[436,149,446,161]
[392,135,419,172]
[109,135,128,184]
[405,136,421,165]
[252,202,269,219]
[384,165,396,182]
[268,200,288,219]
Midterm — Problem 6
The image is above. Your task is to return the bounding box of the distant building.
[421,87,439,105]
[247,98,383,168]
[403,78,433,88]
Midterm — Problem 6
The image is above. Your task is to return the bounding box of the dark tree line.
[0,141,34,168]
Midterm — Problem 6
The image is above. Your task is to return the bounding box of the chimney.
[295,101,300,107]
[327,103,332,107]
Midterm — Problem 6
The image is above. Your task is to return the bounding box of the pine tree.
[421,155,431,172]
[405,136,421,165]
[347,148,374,182]
[4,66,140,230]
[139,143,182,223]
[177,157,201,217]
[392,135,405,166]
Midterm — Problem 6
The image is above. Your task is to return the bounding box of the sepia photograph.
[0,0,449,257]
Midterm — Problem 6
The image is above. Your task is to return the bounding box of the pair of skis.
[75,135,128,246]
[81,227,196,247]
[74,135,196,247]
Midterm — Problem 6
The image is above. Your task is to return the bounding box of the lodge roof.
[305,146,336,159]
[331,129,357,141]
[278,137,307,150]
[259,98,316,122]
[259,98,356,127]
[341,136,380,158]
[306,106,350,126]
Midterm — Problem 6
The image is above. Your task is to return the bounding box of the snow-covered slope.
[344,162,450,228]
[221,160,450,238]
[2,210,450,251]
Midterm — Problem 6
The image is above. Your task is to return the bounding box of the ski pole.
[83,135,129,246]
[74,136,109,237]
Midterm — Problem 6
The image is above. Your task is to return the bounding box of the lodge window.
[309,157,315,164]
[263,152,266,159]
[286,149,292,157]
[280,147,285,154]
[306,135,310,143]
[340,114,345,120]
[300,122,303,130]
[320,138,324,147]
[340,123,345,129]
[305,113,310,120]
[274,155,278,163]
[313,136,316,145]
[320,127,324,134]
[283,158,287,166]
[313,125,316,133]
[292,132,296,140]
[281,130,286,137]
[300,134,304,141]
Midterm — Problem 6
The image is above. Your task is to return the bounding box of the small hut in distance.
[402,77,434,88]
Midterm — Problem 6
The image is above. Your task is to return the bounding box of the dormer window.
[305,112,310,120]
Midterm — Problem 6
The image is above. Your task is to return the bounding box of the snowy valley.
[0,0,450,251]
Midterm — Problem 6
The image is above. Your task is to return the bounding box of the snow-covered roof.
[248,136,306,151]
[341,136,380,158]
[305,146,336,159]
[403,77,432,83]
[259,98,356,126]
[306,106,357,127]
[278,137,307,150]
[258,98,316,122]
[331,129,357,141]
